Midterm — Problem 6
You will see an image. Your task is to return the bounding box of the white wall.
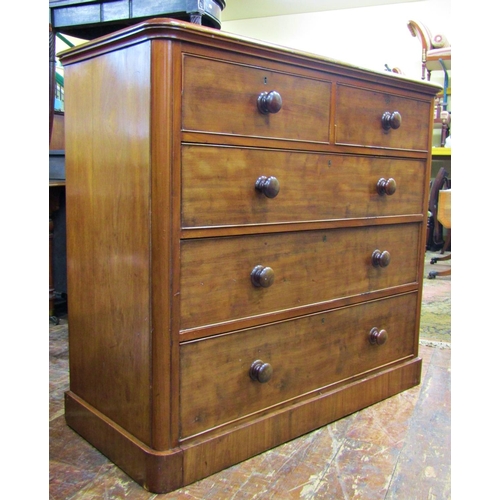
[221,0,451,83]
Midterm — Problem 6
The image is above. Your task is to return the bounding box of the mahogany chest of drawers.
[59,18,440,493]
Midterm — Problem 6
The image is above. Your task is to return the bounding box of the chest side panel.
[65,42,153,445]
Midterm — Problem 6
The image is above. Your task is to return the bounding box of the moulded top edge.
[57,17,441,94]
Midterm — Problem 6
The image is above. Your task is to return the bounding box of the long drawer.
[180,292,418,438]
[181,145,426,228]
[334,83,431,152]
[182,54,331,143]
[180,223,420,331]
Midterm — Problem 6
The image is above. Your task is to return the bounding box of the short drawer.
[182,55,331,143]
[180,292,418,438]
[181,145,426,228]
[335,83,431,151]
[180,223,421,331]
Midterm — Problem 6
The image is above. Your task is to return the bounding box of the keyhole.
[263,76,268,84]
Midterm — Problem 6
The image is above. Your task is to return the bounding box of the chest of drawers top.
[60,17,440,154]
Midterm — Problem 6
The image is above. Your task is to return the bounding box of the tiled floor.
[49,254,451,499]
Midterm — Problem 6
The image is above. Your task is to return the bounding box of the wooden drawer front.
[335,84,430,151]
[182,55,331,143]
[182,145,426,228]
[180,292,418,438]
[180,224,420,331]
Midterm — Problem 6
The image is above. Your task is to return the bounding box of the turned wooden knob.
[257,90,282,114]
[369,327,388,345]
[251,265,275,287]
[381,111,402,130]
[372,249,391,267]
[255,176,280,198]
[377,177,397,196]
[249,360,273,383]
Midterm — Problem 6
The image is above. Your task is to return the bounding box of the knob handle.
[372,249,391,267]
[377,177,397,196]
[381,111,402,130]
[257,90,283,114]
[249,360,273,383]
[255,176,280,198]
[369,327,388,345]
[251,265,275,287]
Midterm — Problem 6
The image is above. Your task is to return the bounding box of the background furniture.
[429,189,451,279]
[49,110,67,323]
[427,166,450,251]
[407,19,451,81]
[408,19,451,149]
[49,0,226,37]
[49,180,65,323]
[60,18,440,494]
